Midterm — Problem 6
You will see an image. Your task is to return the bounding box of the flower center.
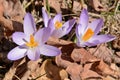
[82,28,94,42]
[55,21,62,29]
[26,35,38,48]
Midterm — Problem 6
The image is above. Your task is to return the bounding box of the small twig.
[114,0,120,15]
[24,0,34,9]
[92,44,102,55]
[88,12,101,18]
[31,73,47,80]
[14,75,21,80]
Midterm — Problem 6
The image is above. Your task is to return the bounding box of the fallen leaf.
[113,35,120,50]
[81,63,103,80]
[88,0,107,11]
[32,59,68,80]
[66,63,83,80]
[103,76,116,80]
[89,44,113,63]
[91,60,120,78]
[71,47,99,64]
[55,53,73,68]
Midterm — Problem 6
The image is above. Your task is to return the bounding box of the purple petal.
[24,13,36,36]
[42,19,54,42]
[75,24,82,38]
[76,38,87,47]
[40,44,61,56]
[88,19,103,34]
[53,13,62,24]
[34,28,44,44]
[79,9,89,33]
[51,29,63,38]
[27,48,40,61]
[63,19,75,34]
[7,46,27,60]
[42,7,50,27]
[12,32,26,45]
[51,19,75,38]
[87,34,116,46]
[35,20,53,44]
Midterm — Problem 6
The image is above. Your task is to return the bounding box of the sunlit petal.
[51,19,75,38]
[79,9,89,33]
[12,32,26,45]
[88,19,103,35]
[7,46,27,60]
[53,13,62,24]
[87,35,116,46]
[27,48,40,61]
[24,13,36,36]
[40,44,61,56]
[35,19,54,43]
[42,7,50,27]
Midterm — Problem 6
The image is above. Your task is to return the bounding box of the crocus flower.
[42,7,75,38]
[76,9,115,47]
[7,13,61,61]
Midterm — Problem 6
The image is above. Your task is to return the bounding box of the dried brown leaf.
[89,44,113,63]
[43,0,61,13]
[66,63,83,80]
[91,60,120,78]
[32,59,68,80]
[0,0,24,38]
[113,35,120,50]
[71,47,99,64]
[89,0,107,11]
[81,63,103,80]
[3,58,26,80]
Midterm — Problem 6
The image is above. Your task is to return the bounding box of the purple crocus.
[76,9,115,47]
[42,7,75,38]
[7,13,61,61]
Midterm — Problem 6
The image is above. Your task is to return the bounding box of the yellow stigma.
[26,35,38,48]
[82,28,94,41]
[55,21,62,29]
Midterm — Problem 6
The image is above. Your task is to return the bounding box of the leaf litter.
[0,0,120,80]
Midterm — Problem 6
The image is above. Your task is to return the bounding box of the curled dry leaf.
[66,63,83,80]
[113,35,120,50]
[3,0,24,21]
[3,58,41,80]
[91,60,120,78]
[55,54,73,68]
[31,59,68,80]
[71,47,99,64]
[0,0,24,38]
[81,62,103,80]
[89,0,107,11]
[88,44,113,63]
[3,58,26,80]
[43,0,61,13]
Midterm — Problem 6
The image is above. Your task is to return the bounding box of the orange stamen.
[26,35,38,48]
[55,21,62,29]
[82,28,94,41]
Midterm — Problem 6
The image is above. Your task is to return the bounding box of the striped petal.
[7,46,27,60]
[12,32,26,45]
[27,48,40,61]
[88,19,103,35]
[53,13,62,24]
[86,34,116,46]
[51,19,75,38]
[40,44,61,56]
[42,7,50,27]
[24,13,36,36]
[79,9,89,34]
